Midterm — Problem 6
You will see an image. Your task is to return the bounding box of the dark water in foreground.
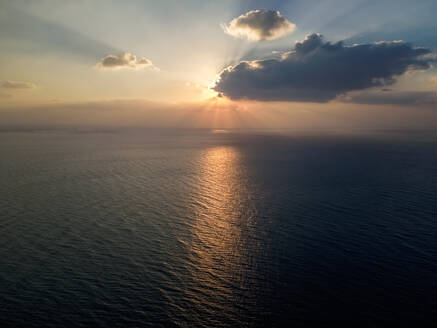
[1,129,437,327]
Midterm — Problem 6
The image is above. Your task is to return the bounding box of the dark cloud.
[2,80,36,89]
[97,53,156,70]
[223,9,295,41]
[342,90,437,106]
[212,33,434,102]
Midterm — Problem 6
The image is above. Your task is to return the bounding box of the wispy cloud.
[340,90,437,106]
[0,92,12,99]
[222,10,295,41]
[0,5,119,62]
[1,80,36,89]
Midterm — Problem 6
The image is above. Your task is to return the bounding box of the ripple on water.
[1,131,437,326]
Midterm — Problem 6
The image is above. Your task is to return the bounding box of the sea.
[1,128,437,327]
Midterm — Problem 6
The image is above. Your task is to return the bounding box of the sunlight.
[186,146,254,299]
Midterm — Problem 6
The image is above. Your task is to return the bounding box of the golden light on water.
[190,146,243,262]
[186,146,256,303]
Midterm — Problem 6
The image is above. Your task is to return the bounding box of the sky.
[1,0,437,130]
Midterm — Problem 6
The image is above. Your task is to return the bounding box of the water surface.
[1,129,437,327]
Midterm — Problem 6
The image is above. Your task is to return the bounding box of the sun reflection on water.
[185,146,257,318]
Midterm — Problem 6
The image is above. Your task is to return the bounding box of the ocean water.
[1,128,437,327]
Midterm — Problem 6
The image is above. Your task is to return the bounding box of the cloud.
[2,80,36,89]
[97,52,156,70]
[3,98,437,132]
[341,90,437,106]
[0,98,253,129]
[212,33,434,102]
[222,10,296,41]
[0,92,12,98]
